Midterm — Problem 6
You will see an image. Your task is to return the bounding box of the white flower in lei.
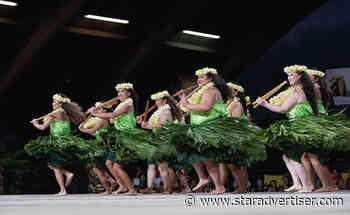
[225,97,239,116]
[83,117,103,129]
[43,107,65,122]
[109,98,133,123]
[180,82,214,113]
[269,84,303,107]
[148,104,171,125]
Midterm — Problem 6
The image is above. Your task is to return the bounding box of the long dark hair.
[206,73,231,101]
[228,87,253,118]
[298,72,319,116]
[127,89,139,115]
[237,91,248,116]
[57,93,86,125]
[165,95,183,122]
[315,76,334,111]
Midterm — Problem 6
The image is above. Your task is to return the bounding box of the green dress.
[106,112,136,163]
[158,100,267,165]
[89,127,109,169]
[186,101,227,163]
[264,100,350,163]
[106,112,157,164]
[218,108,267,166]
[25,121,81,167]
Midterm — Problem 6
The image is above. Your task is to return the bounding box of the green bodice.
[190,101,227,125]
[239,113,247,120]
[114,112,136,130]
[94,127,108,141]
[50,121,71,136]
[286,100,326,119]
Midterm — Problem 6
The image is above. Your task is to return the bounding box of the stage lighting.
[84,15,129,24]
[182,30,220,39]
[0,0,17,6]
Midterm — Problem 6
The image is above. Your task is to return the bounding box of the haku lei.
[148,104,171,125]
[109,98,133,124]
[180,82,214,113]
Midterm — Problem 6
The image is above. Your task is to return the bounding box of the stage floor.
[1,192,349,215]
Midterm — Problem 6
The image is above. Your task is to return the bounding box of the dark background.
[0,0,349,194]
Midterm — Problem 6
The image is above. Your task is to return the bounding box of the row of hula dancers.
[27,65,350,196]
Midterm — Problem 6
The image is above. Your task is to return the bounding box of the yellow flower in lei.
[83,101,107,128]
[53,94,71,103]
[148,104,171,125]
[115,83,133,90]
[284,65,308,74]
[306,69,325,77]
[225,97,239,114]
[269,84,303,107]
[43,108,65,122]
[151,91,169,100]
[195,67,217,76]
[83,117,103,129]
[227,82,244,93]
[180,82,215,113]
[109,98,133,124]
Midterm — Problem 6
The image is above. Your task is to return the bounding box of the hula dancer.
[300,69,337,192]
[176,67,230,194]
[91,83,156,195]
[257,65,324,193]
[220,83,249,193]
[26,94,86,196]
[137,91,182,194]
[78,102,112,195]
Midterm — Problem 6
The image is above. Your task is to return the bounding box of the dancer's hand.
[87,107,95,114]
[178,99,189,107]
[177,90,185,100]
[136,118,143,124]
[90,108,98,115]
[255,97,267,106]
[30,119,38,124]
[140,121,148,129]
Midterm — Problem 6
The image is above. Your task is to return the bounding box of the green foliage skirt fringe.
[264,113,350,162]
[100,128,158,163]
[157,117,267,166]
[25,134,95,166]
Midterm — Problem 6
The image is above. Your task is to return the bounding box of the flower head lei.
[149,104,171,125]
[227,82,244,93]
[95,102,103,108]
[306,69,325,77]
[115,83,133,90]
[284,65,308,74]
[195,67,218,76]
[95,101,111,108]
[151,91,170,100]
[245,96,250,103]
[53,94,71,103]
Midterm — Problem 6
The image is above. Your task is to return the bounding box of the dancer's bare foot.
[296,188,313,193]
[209,187,225,195]
[192,178,209,192]
[183,188,192,193]
[314,186,332,193]
[100,191,112,195]
[329,186,339,192]
[162,188,173,194]
[65,173,74,187]
[124,189,137,195]
[232,188,247,194]
[112,187,127,195]
[139,187,153,194]
[284,185,301,192]
[55,191,67,196]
